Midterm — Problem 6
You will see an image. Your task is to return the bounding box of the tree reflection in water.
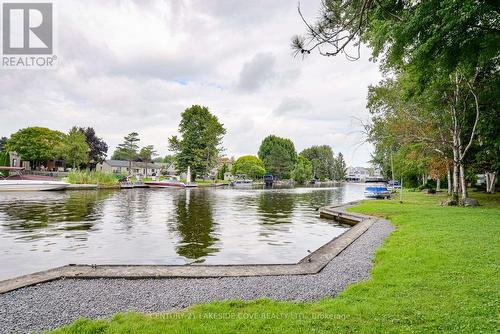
[0,190,114,239]
[173,189,219,262]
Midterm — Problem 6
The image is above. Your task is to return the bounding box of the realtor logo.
[1,2,56,68]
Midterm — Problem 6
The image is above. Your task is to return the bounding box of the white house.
[346,166,371,182]
[96,160,175,176]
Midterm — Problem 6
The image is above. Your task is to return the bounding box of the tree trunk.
[485,171,490,193]
[436,178,441,192]
[447,167,452,195]
[486,172,497,194]
[452,144,460,201]
[459,163,467,200]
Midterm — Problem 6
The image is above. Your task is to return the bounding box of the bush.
[0,151,9,177]
[66,170,119,186]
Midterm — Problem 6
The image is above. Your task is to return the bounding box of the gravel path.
[0,219,393,334]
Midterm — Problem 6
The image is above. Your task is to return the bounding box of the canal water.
[0,183,365,280]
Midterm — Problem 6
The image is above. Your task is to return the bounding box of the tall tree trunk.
[452,157,460,201]
[436,178,441,192]
[486,172,497,194]
[485,171,490,193]
[459,163,467,200]
[447,166,452,195]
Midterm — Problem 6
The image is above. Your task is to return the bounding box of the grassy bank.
[66,171,119,187]
[49,191,499,333]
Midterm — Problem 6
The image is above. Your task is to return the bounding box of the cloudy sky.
[0,0,382,167]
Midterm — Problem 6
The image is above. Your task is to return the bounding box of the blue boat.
[364,178,391,199]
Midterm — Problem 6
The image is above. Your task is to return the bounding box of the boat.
[364,178,391,199]
[144,177,186,188]
[0,167,69,191]
[231,179,253,187]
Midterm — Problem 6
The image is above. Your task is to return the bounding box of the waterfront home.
[346,166,372,182]
[96,160,175,177]
[8,152,67,171]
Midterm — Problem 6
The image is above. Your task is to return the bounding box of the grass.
[48,191,500,333]
[66,170,119,187]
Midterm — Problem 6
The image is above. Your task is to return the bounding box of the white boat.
[144,177,186,188]
[363,178,391,199]
[0,167,69,191]
[231,179,253,187]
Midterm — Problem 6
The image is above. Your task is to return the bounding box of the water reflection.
[0,191,113,236]
[173,189,218,261]
[0,183,366,280]
[257,191,295,224]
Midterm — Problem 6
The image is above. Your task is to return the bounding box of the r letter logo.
[1,2,57,69]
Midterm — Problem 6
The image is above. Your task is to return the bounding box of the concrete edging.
[0,201,375,294]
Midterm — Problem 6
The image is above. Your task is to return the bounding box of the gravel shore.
[0,219,393,334]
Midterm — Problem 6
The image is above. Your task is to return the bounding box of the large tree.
[232,155,266,180]
[332,152,347,181]
[300,145,335,180]
[115,132,140,171]
[138,145,157,176]
[78,127,108,169]
[6,127,65,163]
[57,127,89,169]
[258,135,297,179]
[292,156,313,185]
[168,105,226,180]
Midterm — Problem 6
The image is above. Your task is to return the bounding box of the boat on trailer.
[363,178,391,199]
[0,167,69,191]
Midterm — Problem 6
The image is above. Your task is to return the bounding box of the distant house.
[207,156,234,179]
[8,152,66,171]
[346,166,371,182]
[96,160,175,176]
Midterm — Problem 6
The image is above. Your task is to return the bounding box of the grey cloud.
[237,52,276,92]
[274,97,312,116]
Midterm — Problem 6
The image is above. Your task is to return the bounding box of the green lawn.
[49,191,500,333]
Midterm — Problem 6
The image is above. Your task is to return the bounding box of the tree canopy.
[258,135,297,179]
[232,155,266,180]
[6,127,65,163]
[332,152,347,181]
[292,156,313,184]
[138,145,157,175]
[168,105,226,180]
[300,145,335,180]
[57,127,89,169]
[115,132,140,169]
[79,127,108,168]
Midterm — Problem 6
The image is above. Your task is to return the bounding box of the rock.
[461,198,479,207]
[441,198,458,206]
[422,188,436,194]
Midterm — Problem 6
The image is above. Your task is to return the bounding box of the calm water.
[0,183,365,280]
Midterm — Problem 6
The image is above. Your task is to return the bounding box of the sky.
[0,0,382,167]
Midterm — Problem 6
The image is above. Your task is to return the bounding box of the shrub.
[67,170,119,186]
